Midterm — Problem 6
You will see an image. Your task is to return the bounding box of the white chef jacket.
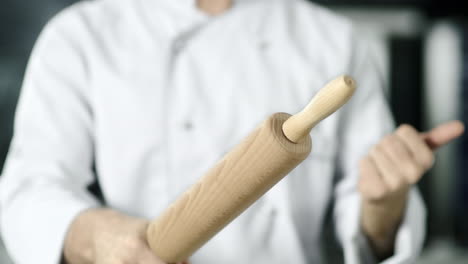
[0,0,426,263]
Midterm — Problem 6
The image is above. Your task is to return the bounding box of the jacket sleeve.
[333,36,427,264]
[0,9,101,264]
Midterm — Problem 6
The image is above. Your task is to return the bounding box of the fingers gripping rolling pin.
[147,75,356,263]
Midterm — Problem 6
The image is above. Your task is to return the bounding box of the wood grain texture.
[146,113,312,263]
[282,75,356,143]
[146,75,356,262]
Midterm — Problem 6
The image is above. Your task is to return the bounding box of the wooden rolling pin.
[146,75,356,263]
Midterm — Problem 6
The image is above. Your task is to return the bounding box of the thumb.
[421,120,465,150]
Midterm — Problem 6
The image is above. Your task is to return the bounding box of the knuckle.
[359,182,382,201]
[407,165,420,178]
[397,124,416,137]
[397,124,412,132]
[381,134,395,147]
[404,163,423,183]
[387,177,405,192]
[421,153,435,169]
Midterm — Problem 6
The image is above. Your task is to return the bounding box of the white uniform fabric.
[0,0,426,263]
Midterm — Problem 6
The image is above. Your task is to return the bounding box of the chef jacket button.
[184,121,193,131]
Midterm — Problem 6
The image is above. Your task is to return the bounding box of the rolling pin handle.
[282,75,356,143]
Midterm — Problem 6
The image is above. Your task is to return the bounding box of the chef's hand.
[358,121,464,260]
[63,208,188,264]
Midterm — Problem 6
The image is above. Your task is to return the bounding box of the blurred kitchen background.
[0,0,467,263]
